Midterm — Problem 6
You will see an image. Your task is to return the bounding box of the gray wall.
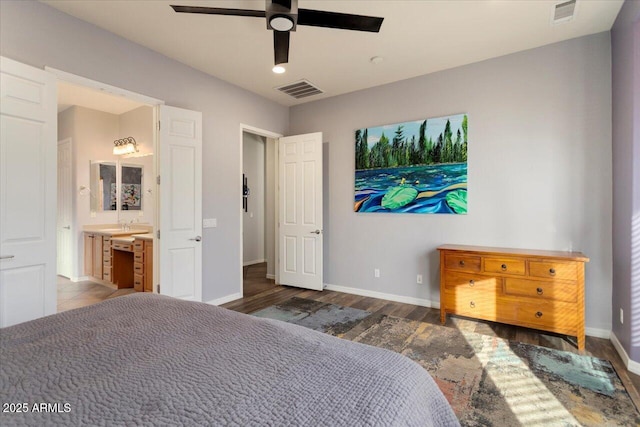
[290,33,613,333]
[1,0,289,302]
[611,0,640,362]
[242,132,266,265]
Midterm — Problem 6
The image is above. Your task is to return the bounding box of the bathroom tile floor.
[57,276,135,313]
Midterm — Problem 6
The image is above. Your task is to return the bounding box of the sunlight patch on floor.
[466,333,579,426]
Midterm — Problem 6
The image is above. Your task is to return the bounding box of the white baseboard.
[243,259,266,267]
[610,331,640,376]
[324,283,434,308]
[266,274,275,280]
[72,276,90,282]
[206,292,243,306]
[585,327,610,339]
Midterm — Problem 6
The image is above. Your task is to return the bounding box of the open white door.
[278,132,323,291]
[0,56,57,326]
[57,139,73,279]
[158,105,202,301]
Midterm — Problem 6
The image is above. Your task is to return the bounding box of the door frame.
[44,66,163,291]
[57,137,73,278]
[239,124,282,297]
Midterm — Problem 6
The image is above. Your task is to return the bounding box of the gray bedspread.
[1,294,459,426]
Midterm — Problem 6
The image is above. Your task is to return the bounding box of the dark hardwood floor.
[228,262,640,412]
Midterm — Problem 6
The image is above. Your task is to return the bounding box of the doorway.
[240,125,281,298]
[51,74,158,312]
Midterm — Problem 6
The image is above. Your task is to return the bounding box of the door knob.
[310,230,321,235]
[189,236,202,242]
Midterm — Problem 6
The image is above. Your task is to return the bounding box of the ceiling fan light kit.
[171,0,383,74]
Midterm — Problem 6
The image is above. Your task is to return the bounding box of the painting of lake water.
[355,113,468,214]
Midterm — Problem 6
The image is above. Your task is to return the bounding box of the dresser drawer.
[103,268,112,282]
[444,271,501,292]
[134,274,144,292]
[529,261,577,281]
[134,262,144,275]
[484,257,525,275]
[504,278,577,302]
[445,254,481,272]
[134,251,144,262]
[113,242,133,252]
[444,288,498,317]
[134,240,144,251]
[103,257,112,268]
[514,301,577,332]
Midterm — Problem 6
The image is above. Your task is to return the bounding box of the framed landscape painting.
[355,113,468,214]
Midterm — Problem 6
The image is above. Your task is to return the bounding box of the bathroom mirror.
[90,161,117,211]
[120,164,143,211]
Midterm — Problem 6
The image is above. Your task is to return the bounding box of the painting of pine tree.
[355,113,467,214]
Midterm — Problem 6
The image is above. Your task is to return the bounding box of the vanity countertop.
[83,224,151,236]
[111,236,135,244]
[132,233,154,241]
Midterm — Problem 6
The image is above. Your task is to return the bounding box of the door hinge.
[156,230,160,239]
[157,284,160,293]
[157,121,161,131]
[157,175,160,185]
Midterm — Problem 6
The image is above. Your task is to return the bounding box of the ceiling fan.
[171,1,384,71]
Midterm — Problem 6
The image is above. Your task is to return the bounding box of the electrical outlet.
[374,268,380,278]
[620,308,624,324]
[417,274,423,284]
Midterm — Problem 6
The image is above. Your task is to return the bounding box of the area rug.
[252,298,640,426]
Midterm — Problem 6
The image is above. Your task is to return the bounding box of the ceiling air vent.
[552,0,577,24]
[275,79,324,99]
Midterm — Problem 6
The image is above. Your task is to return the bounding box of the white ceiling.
[43,0,623,107]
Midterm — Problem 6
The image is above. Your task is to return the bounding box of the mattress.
[1,293,459,426]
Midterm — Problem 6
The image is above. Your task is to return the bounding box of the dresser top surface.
[437,244,589,262]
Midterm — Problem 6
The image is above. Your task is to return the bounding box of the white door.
[158,105,202,301]
[57,138,73,278]
[278,132,323,291]
[0,56,57,327]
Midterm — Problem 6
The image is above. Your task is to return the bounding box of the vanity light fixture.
[113,137,138,155]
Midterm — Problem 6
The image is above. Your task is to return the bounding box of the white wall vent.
[552,0,577,24]
[275,79,323,99]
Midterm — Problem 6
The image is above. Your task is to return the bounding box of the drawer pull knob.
[501,264,507,271]
[459,260,465,267]
[469,280,475,287]
[549,268,556,276]
[535,311,543,318]
[470,301,475,308]
[536,287,543,295]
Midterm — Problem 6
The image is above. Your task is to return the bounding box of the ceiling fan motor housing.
[266,0,298,32]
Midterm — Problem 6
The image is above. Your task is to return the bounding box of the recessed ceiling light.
[272,65,286,74]
[370,56,383,64]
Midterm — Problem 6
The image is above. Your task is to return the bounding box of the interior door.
[57,138,73,278]
[278,132,323,291]
[0,56,57,326]
[158,105,203,301]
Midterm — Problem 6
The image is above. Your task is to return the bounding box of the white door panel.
[278,132,323,291]
[159,105,202,301]
[0,56,57,326]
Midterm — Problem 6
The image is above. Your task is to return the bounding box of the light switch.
[203,218,217,228]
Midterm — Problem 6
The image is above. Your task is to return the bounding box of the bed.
[1,293,459,426]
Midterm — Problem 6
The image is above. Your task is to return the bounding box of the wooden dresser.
[438,244,589,350]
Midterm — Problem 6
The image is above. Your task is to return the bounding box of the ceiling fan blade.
[271,0,292,9]
[298,9,383,32]
[274,31,290,65]
[171,5,266,18]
